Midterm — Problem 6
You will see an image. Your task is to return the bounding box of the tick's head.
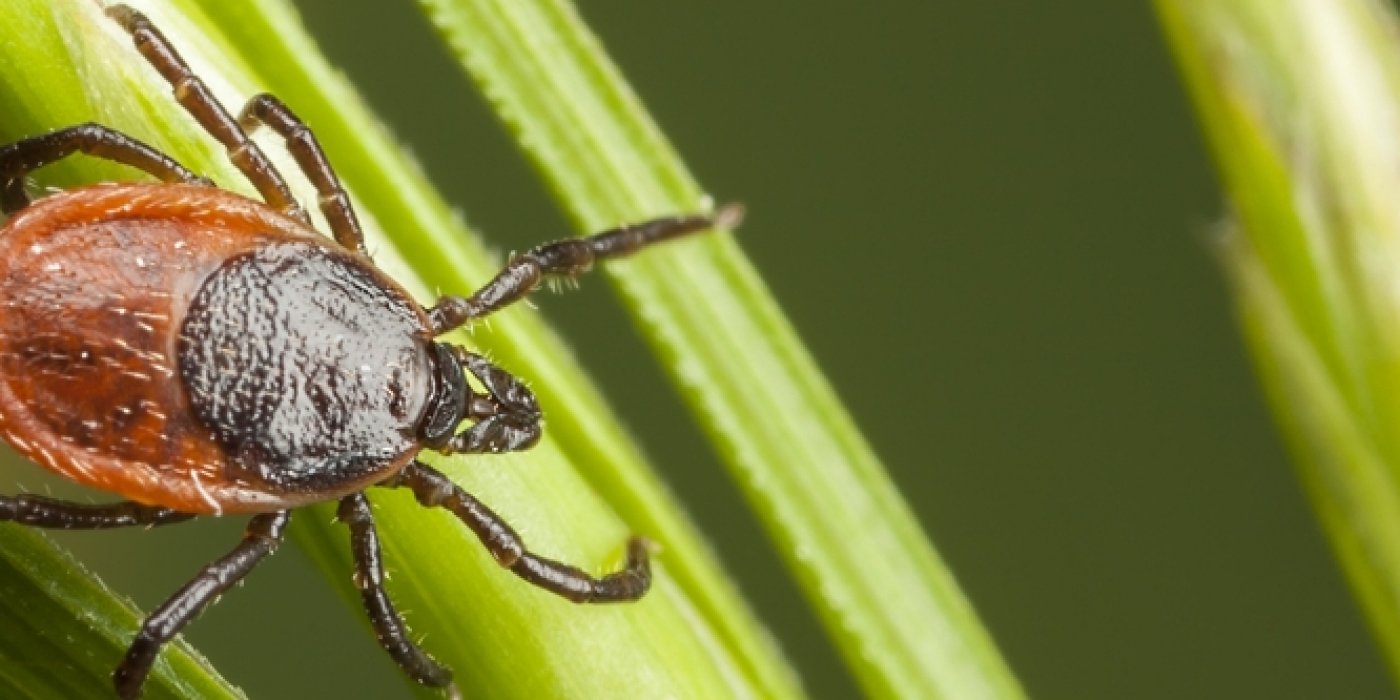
[419,342,542,454]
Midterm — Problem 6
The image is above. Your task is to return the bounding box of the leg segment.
[383,462,651,603]
[338,493,457,692]
[427,203,745,334]
[0,494,193,529]
[112,510,290,700]
[0,123,205,213]
[106,5,308,223]
[238,94,367,254]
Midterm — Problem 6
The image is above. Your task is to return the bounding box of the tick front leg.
[0,494,194,529]
[338,492,457,694]
[427,203,744,334]
[0,123,206,213]
[106,4,307,222]
[384,462,652,603]
[238,94,367,255]
[113,510,290,700]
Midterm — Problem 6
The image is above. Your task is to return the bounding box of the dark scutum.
[178,241,433,491]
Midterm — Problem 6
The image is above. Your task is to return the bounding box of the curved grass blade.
[415,1,1026,697]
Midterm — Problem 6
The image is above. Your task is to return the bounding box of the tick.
[0,6,740,698]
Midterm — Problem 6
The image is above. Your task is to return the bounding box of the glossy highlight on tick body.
[0,5,740,698]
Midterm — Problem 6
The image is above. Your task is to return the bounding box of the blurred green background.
[5,0,1397,698]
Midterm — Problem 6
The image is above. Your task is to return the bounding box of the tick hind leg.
[106,5,307,223]
[384,462,651,603]
[339,493,459,696]
[0,493,194,529]
[113,510,290,700]
[0,123,206,213]
[426,203,745,334]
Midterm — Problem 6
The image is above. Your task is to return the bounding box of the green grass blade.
[416,1,1025,698]
[0,528,239,700]
[1157,0,1400,686]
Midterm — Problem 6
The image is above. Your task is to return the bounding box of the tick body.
[0,184,431,514]
[0,5,738,698]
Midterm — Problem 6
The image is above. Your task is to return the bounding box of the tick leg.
[0,123,206,213]
[238,94,367,254]
[106,5,308,223]
[384,462,651,603]
[113,510,290,700]
[426,203,745,334]
[339,492,457,693]
[0,494,193,529]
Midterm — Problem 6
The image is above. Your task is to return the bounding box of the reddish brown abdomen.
[0,184,393,514]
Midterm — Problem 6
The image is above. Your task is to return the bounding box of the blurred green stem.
[1158,0,1400,687]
